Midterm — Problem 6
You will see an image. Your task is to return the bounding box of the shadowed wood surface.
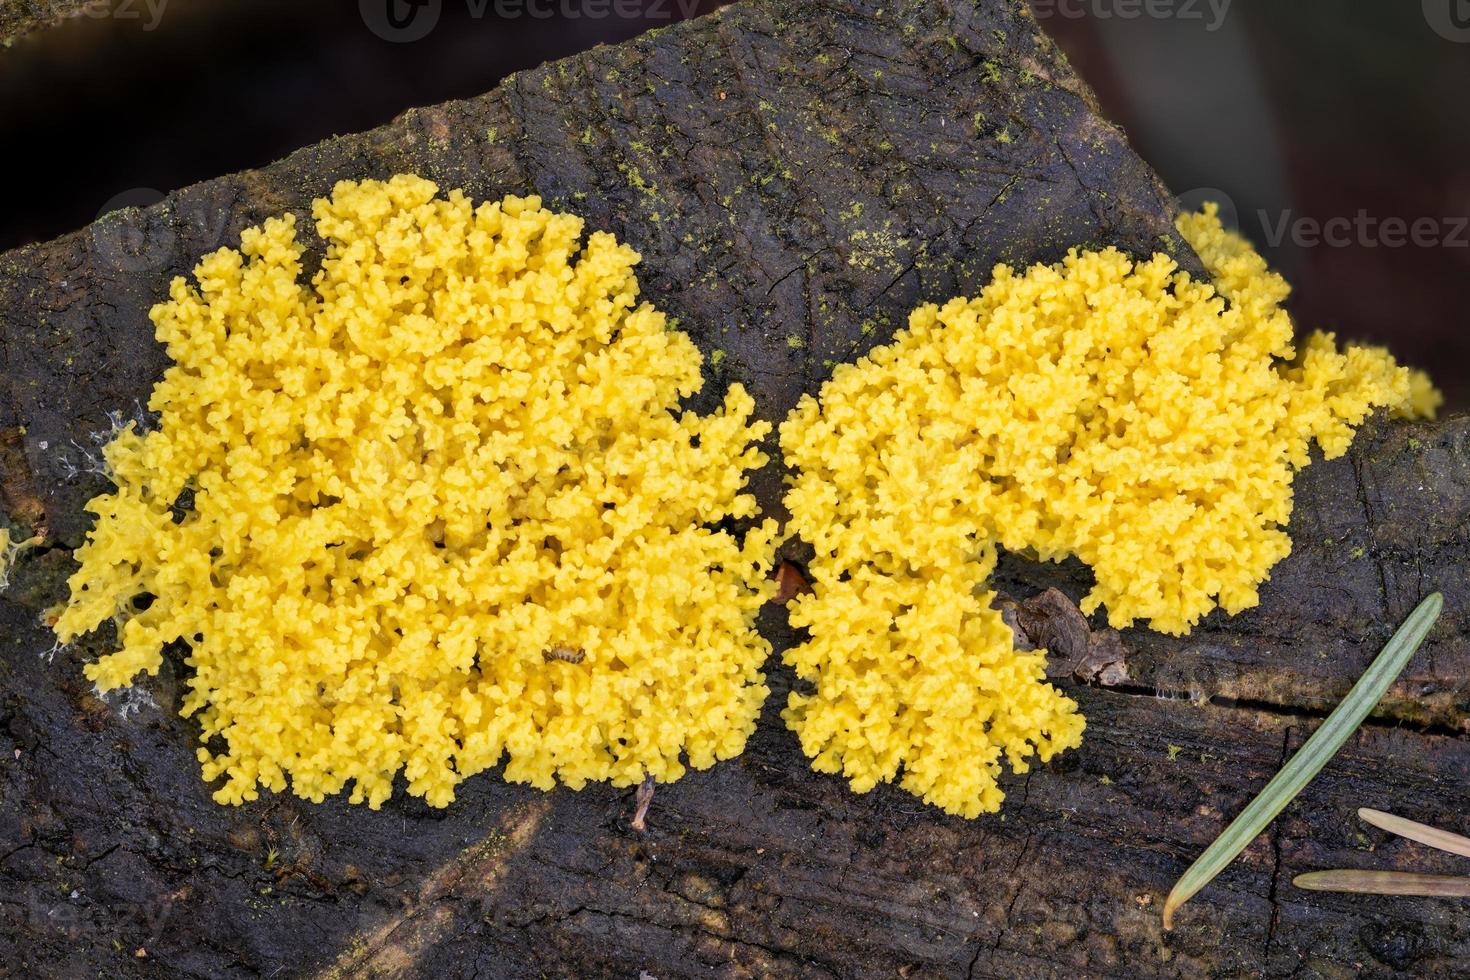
[1,0,1466,976]
[0,0,93,45]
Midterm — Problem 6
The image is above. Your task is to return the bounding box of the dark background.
[1,0,1465,405]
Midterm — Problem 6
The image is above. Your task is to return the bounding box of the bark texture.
[1,0,1467,976]
[0,0,92,45]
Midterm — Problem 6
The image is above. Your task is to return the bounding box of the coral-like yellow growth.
[779,204,1437,817]
[0,528,13,590]
[0,527,41,591]
[55,175,779,808]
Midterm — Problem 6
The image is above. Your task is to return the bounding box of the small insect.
[541,646,586,664]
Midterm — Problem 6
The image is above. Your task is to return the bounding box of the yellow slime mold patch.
[779,205,1437,817]
[55,175,779,808]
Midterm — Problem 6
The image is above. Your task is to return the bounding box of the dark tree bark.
[1,1,1466,977]
[0,0,94,45]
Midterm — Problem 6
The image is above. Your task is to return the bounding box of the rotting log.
[0,0,94,45]
[1,0,1467,976]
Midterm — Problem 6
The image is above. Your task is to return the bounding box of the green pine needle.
[1162,591,1444,929]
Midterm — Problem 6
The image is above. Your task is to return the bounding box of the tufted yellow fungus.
[54,175,779,808]
[779,204,1438,817]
